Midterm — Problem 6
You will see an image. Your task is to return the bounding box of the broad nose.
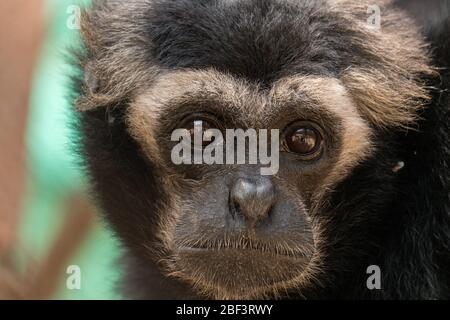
[230,177,275,226]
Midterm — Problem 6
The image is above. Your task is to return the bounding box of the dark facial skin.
[151,96,346,298]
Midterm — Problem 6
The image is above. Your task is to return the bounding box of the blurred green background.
[20,0,121,299]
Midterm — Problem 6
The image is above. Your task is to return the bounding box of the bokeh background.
[0,0,120,299]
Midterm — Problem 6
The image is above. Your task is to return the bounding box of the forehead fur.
[77,0,435,129]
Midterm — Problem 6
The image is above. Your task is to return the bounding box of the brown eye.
[284,123,324,158]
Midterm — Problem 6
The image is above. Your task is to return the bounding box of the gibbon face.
[76,0,438,299]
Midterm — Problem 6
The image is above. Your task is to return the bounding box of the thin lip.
[178,244,312,260]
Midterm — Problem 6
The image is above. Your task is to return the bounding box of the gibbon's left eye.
[283,122,324,159]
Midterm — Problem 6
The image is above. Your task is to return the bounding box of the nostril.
[234,202,241,216]
[229,193,241,219]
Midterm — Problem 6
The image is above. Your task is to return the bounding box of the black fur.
[145,0,393,85]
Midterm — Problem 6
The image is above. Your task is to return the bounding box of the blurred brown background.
[0,0,44,254]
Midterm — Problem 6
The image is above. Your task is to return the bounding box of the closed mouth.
[178,239,313,260]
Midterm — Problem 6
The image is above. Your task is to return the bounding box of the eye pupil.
[286,126,322,156]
